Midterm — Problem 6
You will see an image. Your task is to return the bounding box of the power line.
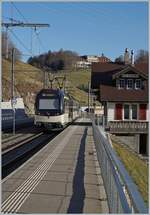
[2,21,50,59]
[11,2,28,23]
[8,28,32,55]
[6,3,43,56]
[34,29,46,53]
[11,2,45,55]
[2,16,12,20]
[3,3,50,58]
[10,1,13,23]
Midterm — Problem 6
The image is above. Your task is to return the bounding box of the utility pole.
[43,69,47,88]
[5,27,9,59]
[88,81,91,113]
[2,21,50,59]
[11,48,15,135]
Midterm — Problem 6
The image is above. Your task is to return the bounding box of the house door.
[139,134,147,155]
[115,104,123,120]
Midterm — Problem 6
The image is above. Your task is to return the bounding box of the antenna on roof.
[124,48,130,65]
[131,50,134,66]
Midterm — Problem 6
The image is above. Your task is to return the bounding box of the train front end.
[34,89,65,130]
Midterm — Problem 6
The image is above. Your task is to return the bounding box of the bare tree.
[2,31,22,61]
[27,49,79,72]
[135,49,149,64]
[114,55,124,64]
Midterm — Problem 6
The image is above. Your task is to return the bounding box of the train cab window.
[39,99,59,110]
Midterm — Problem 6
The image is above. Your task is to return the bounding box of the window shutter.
[139,104,147,120]
[115,104,123,120]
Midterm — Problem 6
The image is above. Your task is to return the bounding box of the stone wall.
[111,134,140,153]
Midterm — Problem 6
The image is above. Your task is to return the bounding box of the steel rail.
[2,133,55,168]
[2,132,44,153]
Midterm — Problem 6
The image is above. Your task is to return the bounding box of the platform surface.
[2,118,108,213]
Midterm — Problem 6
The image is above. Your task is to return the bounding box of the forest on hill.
[27,49,79,72]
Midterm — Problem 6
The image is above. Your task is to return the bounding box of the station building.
[91,49,149,155]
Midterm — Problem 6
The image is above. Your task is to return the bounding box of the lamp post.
[88,81,91,113]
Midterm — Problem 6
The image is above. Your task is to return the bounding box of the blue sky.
[2,1,148,62]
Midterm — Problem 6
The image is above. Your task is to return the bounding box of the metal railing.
[108,121,148,133]
[93,114,148,133]
[92,118,148,213]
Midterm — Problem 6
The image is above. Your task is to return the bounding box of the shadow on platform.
[67,127,87,213]
[71,121,92,127]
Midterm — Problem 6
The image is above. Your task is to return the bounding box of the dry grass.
[2,59,43,99]
[2,59,91,105]
[112,141,148,205]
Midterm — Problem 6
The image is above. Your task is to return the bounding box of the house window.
[124,104,130,120]
[131,104,138,120]
[116,79,119,88]
[119,79,125,89]
[135,79,142,89]
[127,79,133,89]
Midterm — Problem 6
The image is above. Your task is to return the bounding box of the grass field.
[112,140,149,205]
[2,59,43,99]
[2,59,91,105]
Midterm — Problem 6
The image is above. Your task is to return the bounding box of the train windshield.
[39,99,59,110]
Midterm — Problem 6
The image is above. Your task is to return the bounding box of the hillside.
[2,59,91,114]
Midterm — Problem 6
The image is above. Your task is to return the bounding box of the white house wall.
[107,102,115,121]
[146,104,149,121]
[107,102,149,122]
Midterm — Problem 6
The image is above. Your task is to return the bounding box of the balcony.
[107,120,148,134]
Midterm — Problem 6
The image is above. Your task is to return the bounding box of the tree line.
[27,49,79,72]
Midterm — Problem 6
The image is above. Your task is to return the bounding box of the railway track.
[2,130,59,179]
[2,124,35,140]
[2,127,43,152]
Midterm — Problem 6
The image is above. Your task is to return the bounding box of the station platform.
[2,118,108,213]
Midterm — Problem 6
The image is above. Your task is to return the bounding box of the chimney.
[131,50,134,65]
[124,48,130,65]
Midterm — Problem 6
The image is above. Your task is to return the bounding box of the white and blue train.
[34,88,80,130]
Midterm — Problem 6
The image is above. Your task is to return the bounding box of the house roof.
[91,62,149,102]
[112,65,148,79]
[98,54,112,63]
[134,63,148,75]
[100,85,148,102]
[92,62,125,73]
[91,62,125,88]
